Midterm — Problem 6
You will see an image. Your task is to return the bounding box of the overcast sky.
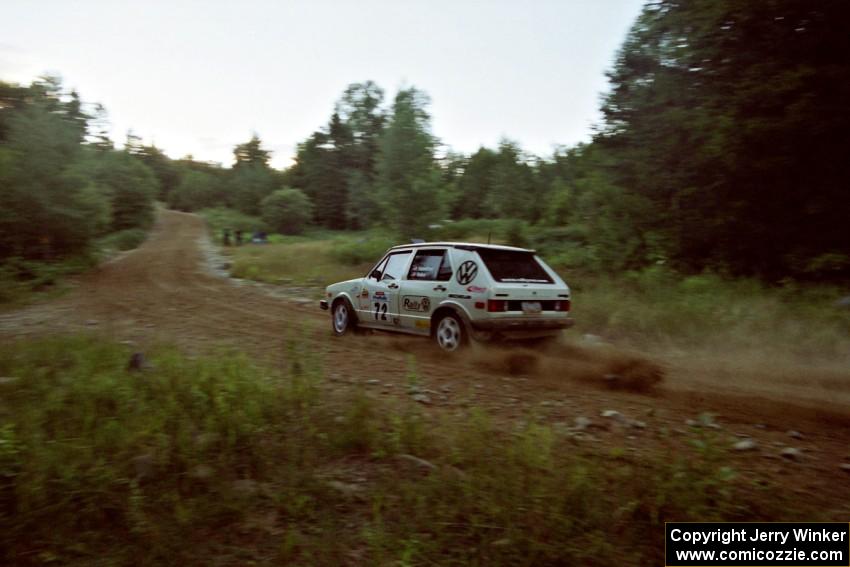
[1,0,645,168]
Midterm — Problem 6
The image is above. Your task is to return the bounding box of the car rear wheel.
[435,313,466,352]
[332,299,355,336]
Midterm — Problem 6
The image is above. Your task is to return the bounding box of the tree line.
[0,78,158,263]
[219,0,850,280]
[2,0,847,282]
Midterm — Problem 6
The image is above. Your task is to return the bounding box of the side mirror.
[370,269,382,280]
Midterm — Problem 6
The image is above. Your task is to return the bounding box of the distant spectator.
[235,229,243,246]
[223,228,231,246]
[251,230,268,244]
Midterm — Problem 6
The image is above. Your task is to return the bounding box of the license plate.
[521,301,542,314]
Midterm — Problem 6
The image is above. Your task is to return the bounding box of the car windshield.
[477,249,554,283]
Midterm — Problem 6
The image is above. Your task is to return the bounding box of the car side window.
[369,256,390,280]
[408,249,453,281]
[381,251,411,281]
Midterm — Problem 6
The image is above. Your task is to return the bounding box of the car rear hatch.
[474,249,570,315]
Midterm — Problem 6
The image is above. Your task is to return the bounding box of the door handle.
[433,285,447,291]
[387,283,399,289]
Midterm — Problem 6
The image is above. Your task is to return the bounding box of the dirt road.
[2,210,849,516]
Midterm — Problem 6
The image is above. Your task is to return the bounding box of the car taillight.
[554,300,571,312]
[487,300,507,312]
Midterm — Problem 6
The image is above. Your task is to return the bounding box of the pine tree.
[376,88,443,238]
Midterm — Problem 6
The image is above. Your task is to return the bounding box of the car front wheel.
[435,313,466,352]
[332,299,355,336]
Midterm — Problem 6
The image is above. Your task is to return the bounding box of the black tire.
[433,312,467,352]
[331,298,357,336]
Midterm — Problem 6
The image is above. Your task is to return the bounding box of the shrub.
[98,228,147,252]
[260,188,314,235]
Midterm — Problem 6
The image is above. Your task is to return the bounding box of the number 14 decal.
[374,302,387,320]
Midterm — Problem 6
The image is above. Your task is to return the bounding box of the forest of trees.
[1,0,847,286]
[0,79,158,270]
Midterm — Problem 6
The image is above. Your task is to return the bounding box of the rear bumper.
[471,317,574,332]
[319,299,329,311]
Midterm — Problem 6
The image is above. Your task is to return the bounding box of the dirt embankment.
[2,210,849,518]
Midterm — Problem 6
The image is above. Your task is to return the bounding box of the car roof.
[388,241,536,253]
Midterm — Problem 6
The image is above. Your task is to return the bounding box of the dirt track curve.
[2,210,849,516]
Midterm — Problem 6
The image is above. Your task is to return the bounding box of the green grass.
[222,220,520,289]
[228,231,396,288]
[0,336,786,565]
[570,268,850,359]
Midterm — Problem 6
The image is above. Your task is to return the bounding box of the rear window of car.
[476,249,554,283]
[408,249,452,281]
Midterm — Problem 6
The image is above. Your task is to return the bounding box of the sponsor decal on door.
[402,295,431,312]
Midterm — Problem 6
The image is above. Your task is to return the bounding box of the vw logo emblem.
[456,261,478,285]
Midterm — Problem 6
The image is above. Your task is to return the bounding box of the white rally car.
[320,242,574,351]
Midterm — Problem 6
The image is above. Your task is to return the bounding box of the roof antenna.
[487,231,491,245]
